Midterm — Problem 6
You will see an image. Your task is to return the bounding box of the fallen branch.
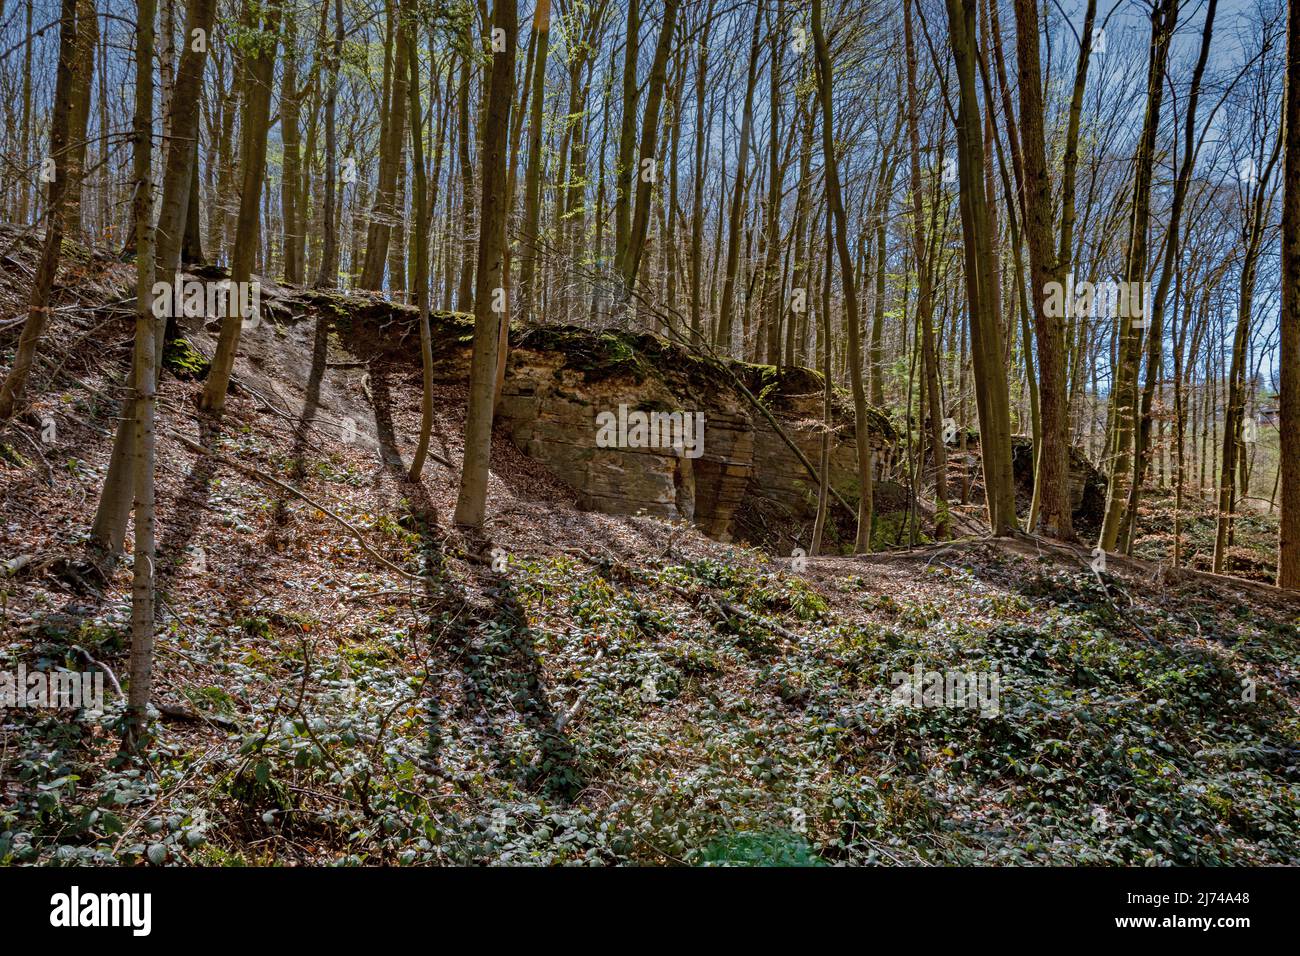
[157,701,243,731]
[74,646,124,698]
[1003,531,1300,607]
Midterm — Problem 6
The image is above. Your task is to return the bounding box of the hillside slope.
[1,253,1297,866]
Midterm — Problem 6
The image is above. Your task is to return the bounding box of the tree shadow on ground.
[367,360,410,477]
[418,529,584,802]
[156,415,221,596]
[364,362,582,802]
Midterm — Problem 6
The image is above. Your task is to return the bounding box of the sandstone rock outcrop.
[325,297,896,543]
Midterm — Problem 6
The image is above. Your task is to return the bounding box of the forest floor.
[1,234,1297,865]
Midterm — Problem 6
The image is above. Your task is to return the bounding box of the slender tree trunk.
[16,0,33,226]
[946,0,1017,534]
[282,8,303,283]
[0,0,79,420]
[1099,0,1178,550]
[455,50,477,310]
[664,61,683,330]
[88,0,214,567]
[760,0,786,367]
[313,0,343,288]
[810,216,833,556]
[904,0,948,539]
[1281,0,1300,588]
[124,0,157,753]
[620,0,680,294]
[517,0,552,323]
[812,0,872,552]
[715,6,763,354]
[199,0,282,414]
[1120,0,1217,552]
[405,0,436,482]
[688,2,714,345]
[1012,0,1077,541]
[153,0,216,356]
[868,196,887,406]
[454,0,517,529]
[63,0,97,241]
[612,0,639,283]
[182,138,205,264]
[360,0,409,290]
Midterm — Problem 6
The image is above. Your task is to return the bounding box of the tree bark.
[359,0,409,291]
[313,0,343,288]
[282,7,303,284]
[454,0,517,529]
[1011,0,1076,541]
[517,0,553,323]
[0,0,79,420]
[612,0,639,284]
[124,0,157,753]
[945,0,1017,534]
[405,0,436,482]
[688,1,715,345]
[715,6,763,354]
[1099,0,1178,550]
[199,0,282,414]
[620,0,680,293]
[1119,0,1217,553]
[812,0,873,552]
[1281,0,1300,588]
[905,0,949,540]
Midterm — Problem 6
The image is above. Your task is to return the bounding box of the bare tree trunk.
[455,49,477,310]
[124,0,157,753]
[1282,0,1300,589]
[759,0,785,367]
[200,0,282,414]
[1099,0,1178,550]
[620,0,680,293]
[87,0,214,569]
[812,0,872,552]
[946,0,1017,534]
[1216,190,1277,569]
[868,190,887,406]
[612,0,639,284]
[183,139,205,264]
[63,0,97,242]
[688,1,714,345]
[153,0,216,355]
[313,0,342,289]
[359,0,409,291]
[1012,0,1077,541]
[0,0,79,420]
[454,0,517,529]
[810,215,833,556]
[904,0,948,539]
[282,7,303,284]
[517,0,552,323]
[405,0,435,482]
[16,0,33,226]
[786,91,813,368]
[715,6,763,353]
[1120,0,1217,552]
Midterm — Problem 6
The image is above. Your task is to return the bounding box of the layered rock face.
[329,301,894,543]
[495,345,756,539]
[737,367,897,527]
[494,331,894,542]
